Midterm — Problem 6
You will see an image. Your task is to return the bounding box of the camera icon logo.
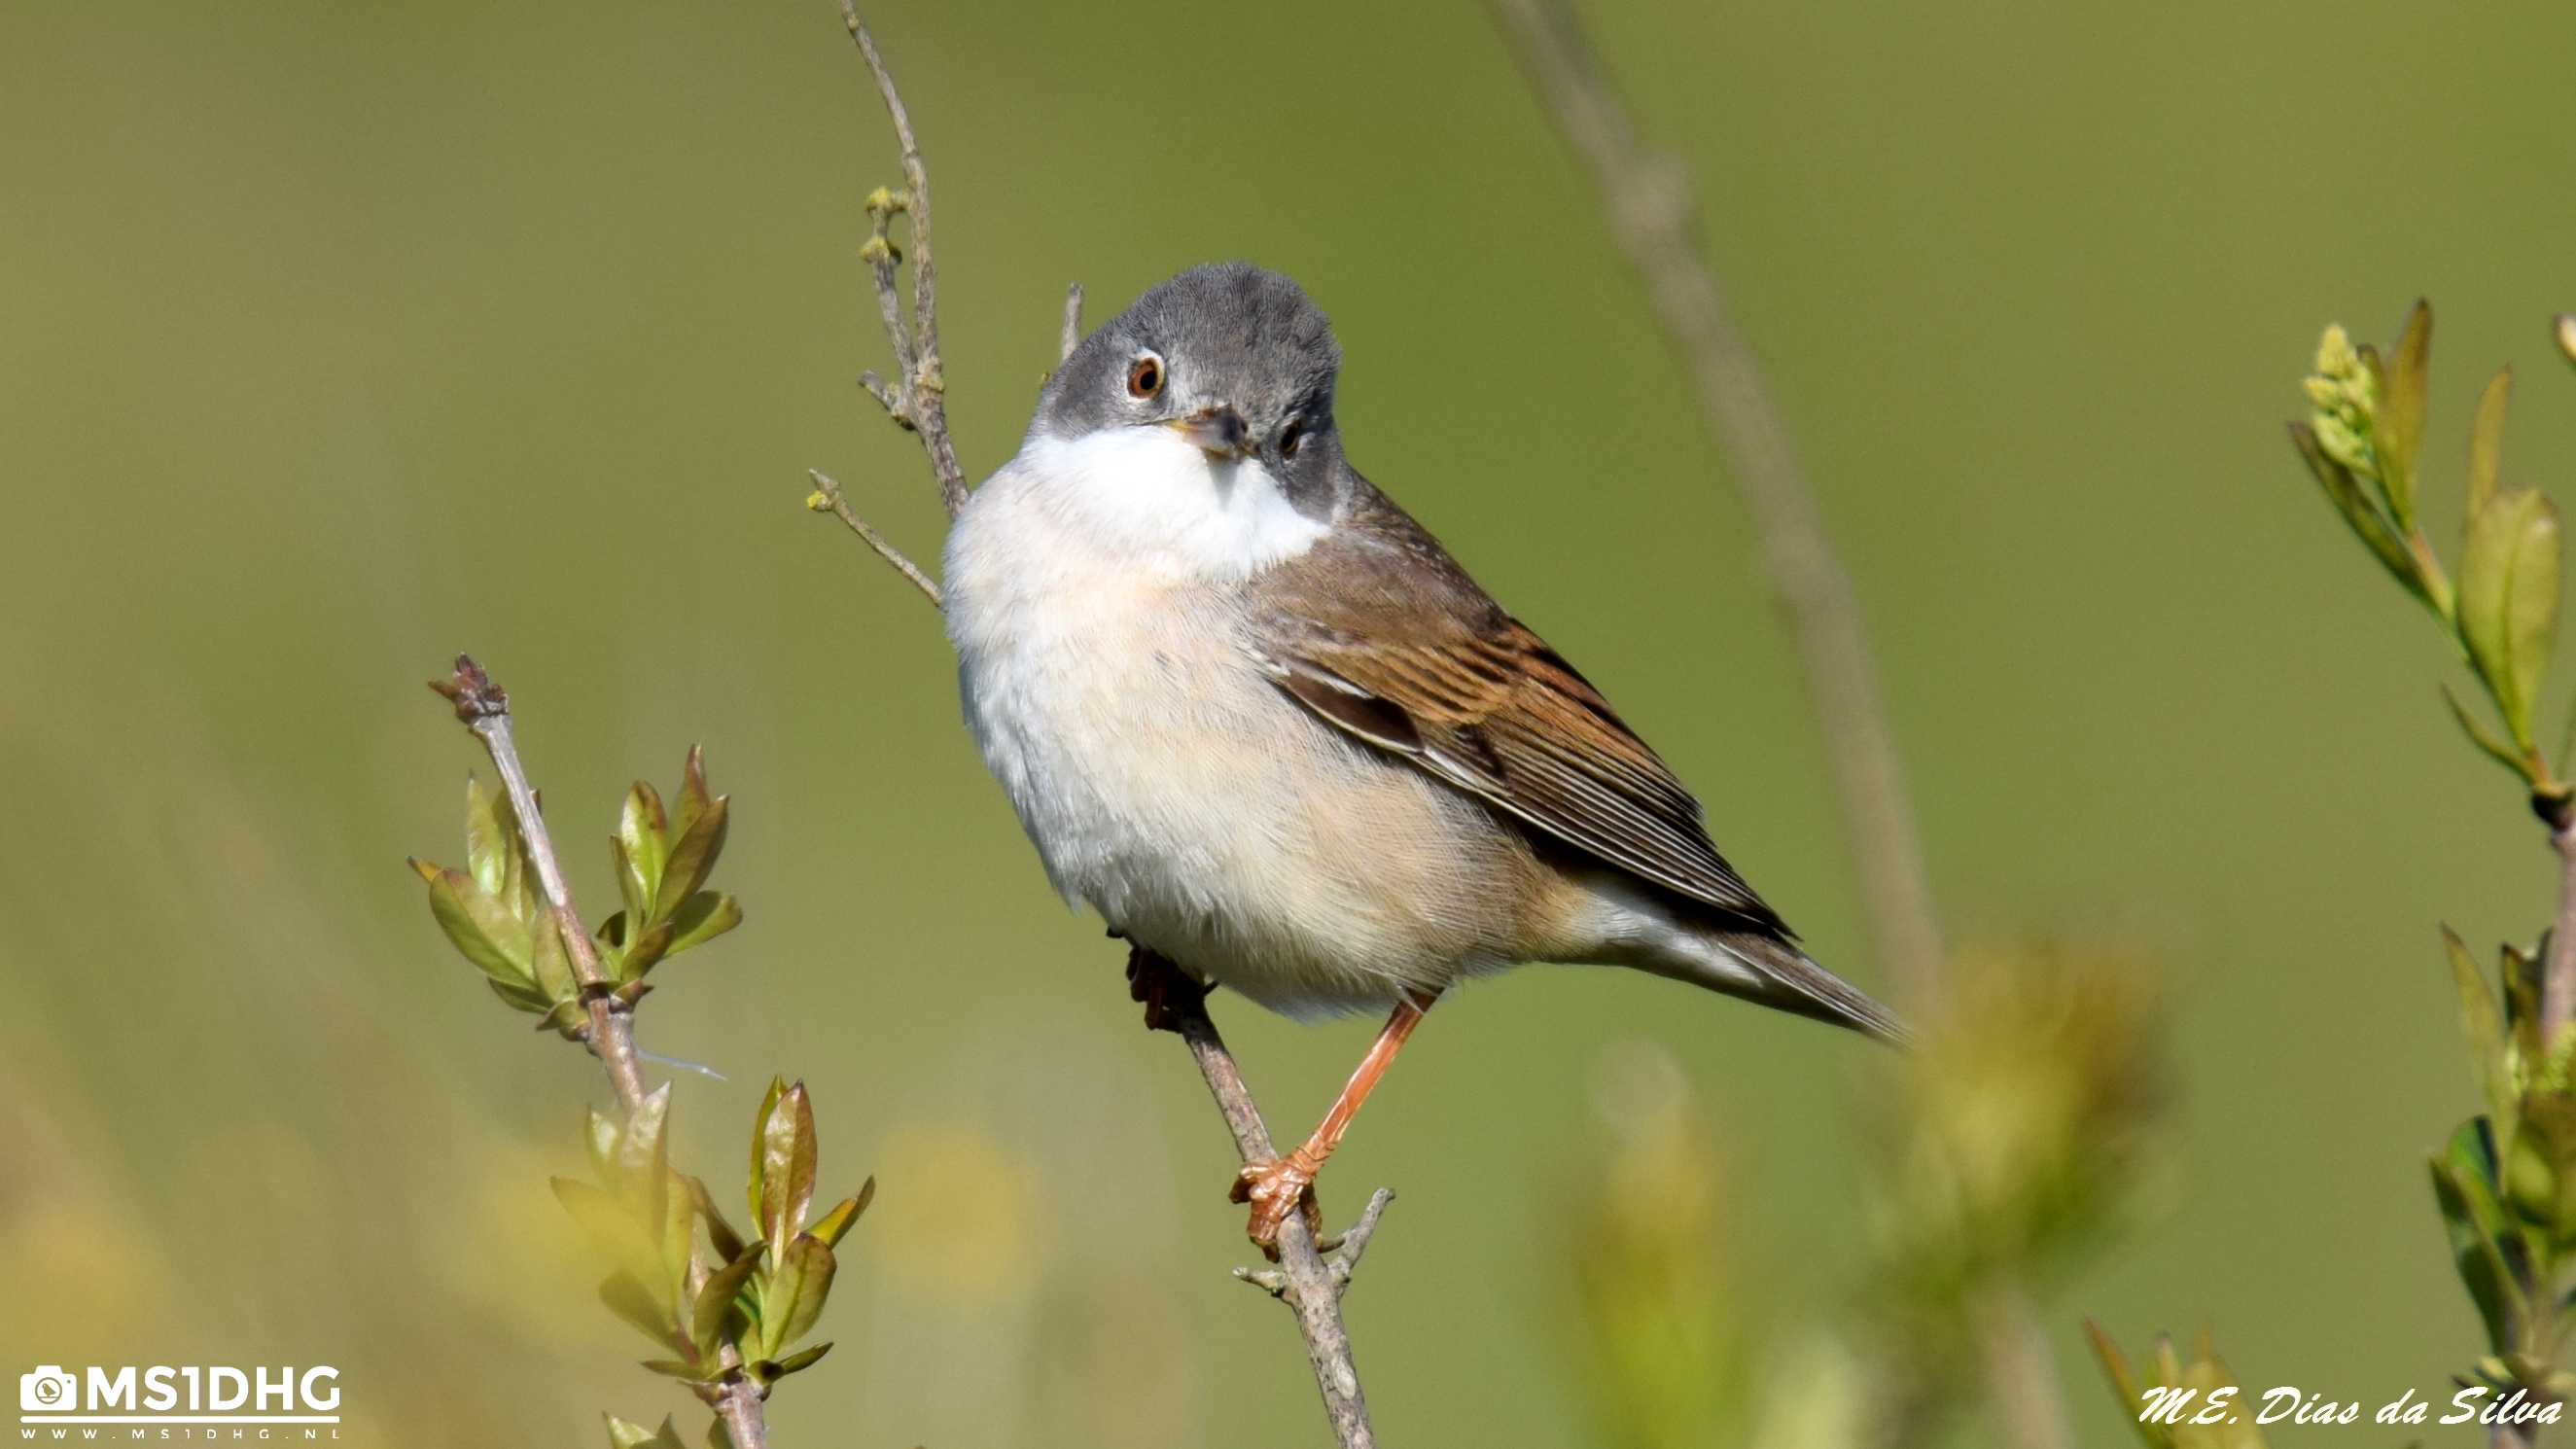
[20,1365,78,1412]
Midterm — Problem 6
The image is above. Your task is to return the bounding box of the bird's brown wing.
[1244,481,1787,935]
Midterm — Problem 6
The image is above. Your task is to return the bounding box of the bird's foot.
[1125,945,1207,1034]
[1231,1144,1326,1259]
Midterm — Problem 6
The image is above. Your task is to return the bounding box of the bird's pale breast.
[943,447,1544,1014]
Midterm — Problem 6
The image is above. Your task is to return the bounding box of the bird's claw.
[1125,946,1207,1034]
[1232,1148,1325,1258]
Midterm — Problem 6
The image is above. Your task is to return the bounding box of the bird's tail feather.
[1650,925,1915,1047]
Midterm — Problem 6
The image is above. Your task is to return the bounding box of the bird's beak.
[1168,405,1253,460]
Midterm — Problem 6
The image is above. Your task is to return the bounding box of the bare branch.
[1322,1186,1396,1289]
[836,5,967,520]
[807,469,943,607]
[1061,283,1084,363]
[1489,0,1944,1010]
[431,656,649,1113]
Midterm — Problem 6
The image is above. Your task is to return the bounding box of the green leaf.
[2433,1155,2527,1352]
[637,1360,704,1381]
[617,1086,675,1245]
[2448,928,2521,1138]
[619,782,670,923]
[554,1177,668,1298]
[2459,485,2562,746]
[2512,1093,2576,1255]
[811,1178,875,1249]
[2290,422,2425,603]
[2467,367,2513,522]
[688,1175,746,1265]
[2450,1118,2511,1220]
[756,1342,832,1384]
[690,1239,766,1364]
[587,1109,621,1183]
[2443,686,2537,784]
[2508,938,2546,1045]
[655,796,729,924]
[604,1414,688,1449]
[2376,300,2431,528]
[415,863,537,992]
[464,776,511,900]
[531,913,579,1005]
[611,836,651,950]
[747,1077,786,1231]
[675,747,714,843]
[484,975,551,1015]
[760,1235,837,1360]
[664,893,743,959]
[597,1269,679,1348]
[618,921,676,982]
[2081,1318,2169,1449]
[536,997,588,1039]
[757,1082,818,1251]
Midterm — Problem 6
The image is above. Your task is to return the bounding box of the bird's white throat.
[968,426,1330,584]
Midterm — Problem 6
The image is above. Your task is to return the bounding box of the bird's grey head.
[1033,262,1344,512]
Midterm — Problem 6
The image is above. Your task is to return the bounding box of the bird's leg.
[1234,990,1436,1255]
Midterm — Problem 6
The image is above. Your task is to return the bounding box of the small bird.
[943,263,1904,1249]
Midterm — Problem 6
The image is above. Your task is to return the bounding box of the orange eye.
[1279,421,1304,458]
[1127,353,1164,399]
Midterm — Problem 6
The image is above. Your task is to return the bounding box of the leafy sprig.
[2290,303,2567,807]
[411,741,865,1447]
[408,749,743,1038]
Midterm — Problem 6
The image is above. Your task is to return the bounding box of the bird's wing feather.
[1245,480,1786,934]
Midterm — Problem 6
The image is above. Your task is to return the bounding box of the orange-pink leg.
[1233,990,1437,1253]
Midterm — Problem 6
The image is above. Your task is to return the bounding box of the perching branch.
[1489,0,1944,1012]
[808,13,1392,1447]
[1132,953,1387,1447]
[429,657,772,1449]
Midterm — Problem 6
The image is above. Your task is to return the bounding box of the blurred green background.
[3,0,2573,1443]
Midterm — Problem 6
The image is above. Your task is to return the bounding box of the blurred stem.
[1488,0,1943,1011]
[1969,1279,2074,1449]
[2546,812,2576,1050]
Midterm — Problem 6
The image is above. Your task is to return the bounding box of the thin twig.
[1061,283,1084,363]
[433,656,650,1113]
[807,470,942,607]
[836,4,967,520]
[1490,0,1944,1011]
[432,656,770,1449]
